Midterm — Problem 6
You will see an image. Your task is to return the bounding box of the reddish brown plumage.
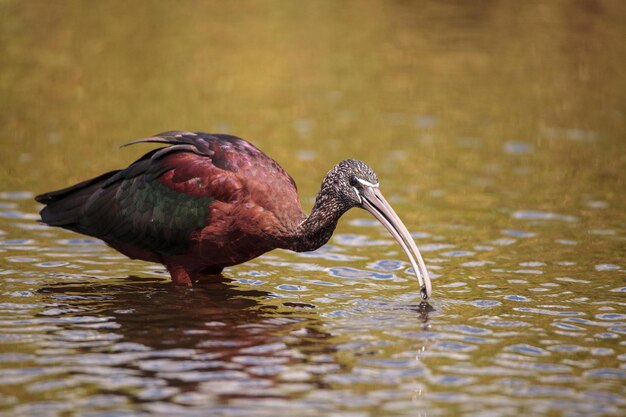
[37,132,309,285]
[152,141,307,283]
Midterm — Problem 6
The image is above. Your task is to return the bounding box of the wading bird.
[36,131,432,298]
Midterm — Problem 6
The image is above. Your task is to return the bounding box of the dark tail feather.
[35,170,121,228]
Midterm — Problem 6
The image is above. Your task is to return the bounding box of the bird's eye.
[349,177,359,187]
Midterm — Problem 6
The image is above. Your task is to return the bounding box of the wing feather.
[38,131,302,257]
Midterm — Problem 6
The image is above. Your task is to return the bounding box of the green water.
[1,1,625,416]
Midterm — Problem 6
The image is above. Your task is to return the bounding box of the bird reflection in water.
[36,276,433,403]
[37,277,329,399]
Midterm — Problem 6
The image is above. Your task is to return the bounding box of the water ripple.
[504,295,530,302]
[368,259,405,271]
[470,300,502,308]
[333,234,391,246]
[328,267,394,280]
[502,229,536,238]
[514,307,584,316]
[583,369,626,380]
[595,264,621,271]
[505,344,550,357]
[0,191,33,200]
[512,210,578,222]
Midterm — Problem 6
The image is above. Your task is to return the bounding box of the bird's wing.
[38,131,303,256]
[132,131,304,229]
[39,132,263,256]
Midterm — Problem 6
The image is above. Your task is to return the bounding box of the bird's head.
[322,159,433,299]
[322,159,379,207]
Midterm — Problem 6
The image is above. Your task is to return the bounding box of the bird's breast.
[189,200,294,267]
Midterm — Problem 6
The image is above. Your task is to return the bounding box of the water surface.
[1,1,625,416]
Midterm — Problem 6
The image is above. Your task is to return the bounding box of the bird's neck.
[287,191,347,252]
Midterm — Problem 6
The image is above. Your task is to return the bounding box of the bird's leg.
[165,262,193,286]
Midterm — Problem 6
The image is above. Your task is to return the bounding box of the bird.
[35,131,433,299]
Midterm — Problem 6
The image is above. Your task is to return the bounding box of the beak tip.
[420,287,430,300]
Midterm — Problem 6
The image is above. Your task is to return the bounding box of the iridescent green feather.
[82,177,213,256]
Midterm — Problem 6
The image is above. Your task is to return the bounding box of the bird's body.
[36,131,433,298]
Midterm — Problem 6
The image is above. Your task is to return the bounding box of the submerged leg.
[165,262,193,286]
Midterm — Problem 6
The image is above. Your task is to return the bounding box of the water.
[1,1,625,416]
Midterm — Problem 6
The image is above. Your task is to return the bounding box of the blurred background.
[2,0,624,200]
[0,1,625,416]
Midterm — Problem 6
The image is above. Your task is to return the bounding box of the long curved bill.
[360,187,432,299]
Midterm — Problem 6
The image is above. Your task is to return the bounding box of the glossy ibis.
[36,131,433,298]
